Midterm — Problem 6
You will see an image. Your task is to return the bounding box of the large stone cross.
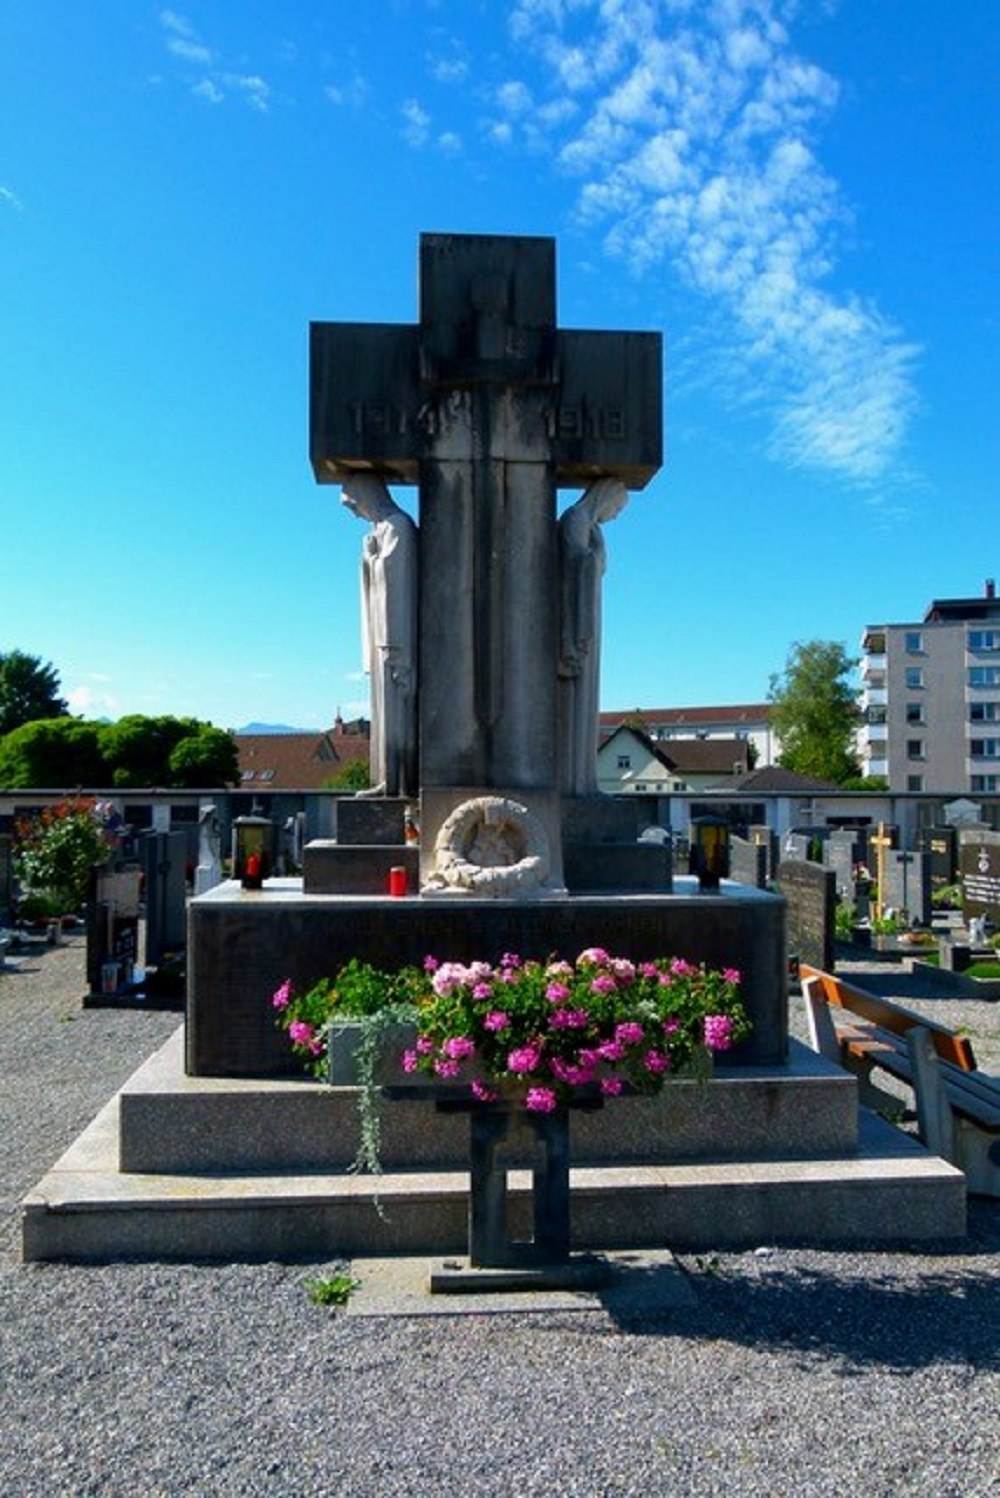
[310,233,661,801]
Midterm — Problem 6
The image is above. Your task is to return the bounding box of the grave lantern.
[689,815,730,890]
[232,813,273,890]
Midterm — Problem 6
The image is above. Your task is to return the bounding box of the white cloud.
[193,78,224,106]
[497,0,917,484]
[401,98,431,148]
[1,185,24,210]
[438,131,463,155]
[158,11,271,113]
[326,75,369,108]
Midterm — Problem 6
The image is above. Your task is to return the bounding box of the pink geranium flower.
[484,1010,510,1031]
[272,980,292,1010]
[704,1014,735,1051]
[577,946,610,966]
[443,1035,475,1060]
[507,1044,542,1074]
[600,1076,623,1096]
[615,1021,644,1046]
[287,1020,315,1047]
[525,1086,558,1113]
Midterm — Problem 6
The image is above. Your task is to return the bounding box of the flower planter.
[326,1019,418,1087]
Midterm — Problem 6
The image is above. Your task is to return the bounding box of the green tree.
[99,715,193,787]
[768,640,861,784]
[0,650,68,735]
[323,759,372,791]
[0,718,106,789]
[167,726,239,787]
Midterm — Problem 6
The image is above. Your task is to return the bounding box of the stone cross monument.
[310,233,662,891]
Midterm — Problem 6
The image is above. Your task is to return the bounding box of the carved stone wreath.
[428,795,551,898]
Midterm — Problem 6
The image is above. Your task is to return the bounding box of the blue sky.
[2,1,996,731]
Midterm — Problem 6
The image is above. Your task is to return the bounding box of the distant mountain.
[235,721,318,735]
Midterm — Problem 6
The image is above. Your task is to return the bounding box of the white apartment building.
[860,582,1000,793]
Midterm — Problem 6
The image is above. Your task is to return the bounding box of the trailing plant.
[834,902,856,941]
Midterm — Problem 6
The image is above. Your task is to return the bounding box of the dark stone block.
[563,843,672,893]
[186,879,786,1078]
[303,842,419,896]
[775,861,835,971]
[333,798,408,846]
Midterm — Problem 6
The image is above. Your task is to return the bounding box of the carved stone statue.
[341,476,418,798]
[557,478,629,796]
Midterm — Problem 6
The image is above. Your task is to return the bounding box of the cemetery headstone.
[775,860,836,972]
[960,829,1000,927]
[919,826,958,888]
[729,834,768,890]
[85,862,142,1001]
[142,830,188,968]
[881,849,931,925]
[825,829,857,902]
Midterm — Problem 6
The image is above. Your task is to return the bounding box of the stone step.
[117,1030,861,1173]
[22,1092,964,1263]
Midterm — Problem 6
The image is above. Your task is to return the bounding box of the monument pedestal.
[185,878,786,1077]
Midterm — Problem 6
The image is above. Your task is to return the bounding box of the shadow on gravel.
[601,1208,1000,1371]
[603,1261,999,1370]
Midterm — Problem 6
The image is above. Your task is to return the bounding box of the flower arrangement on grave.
[271,949,749,1114]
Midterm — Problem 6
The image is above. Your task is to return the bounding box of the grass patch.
[304,1272,359,1308]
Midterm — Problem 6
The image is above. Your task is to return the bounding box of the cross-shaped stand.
[429,1097,612,1294]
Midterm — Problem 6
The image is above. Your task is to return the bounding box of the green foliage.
[0,712,237,789]
[166,726,239,787]
[834,902,856,940]
[323,759,372,791]
[932,883,961,910]
[838,775,889,792]
[304,1272,359,1308]
[0,718,105,789]
[14,799,112,910]
[0,650,68,735]
[768,640,861,784]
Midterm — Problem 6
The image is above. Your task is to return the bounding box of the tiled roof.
[600,703,771,729]
[234,729,369,790]
[714,766,839,793]
[601,724,750,776]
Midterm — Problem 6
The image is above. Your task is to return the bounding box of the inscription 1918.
[348,398,627,442]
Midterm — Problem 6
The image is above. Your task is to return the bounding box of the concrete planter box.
[327,1019,419,1087]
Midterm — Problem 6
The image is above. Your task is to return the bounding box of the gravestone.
[311,232,661,887]
[142,830,188,967]
[882,849,931,925]
[85,861,142,1000]
[960,829,1000,924]
[775,860,836,971]
[729,834,768,890]
[781,832,812,864]
[0,833,12,926]
[825,830,856,902]
[919,826,958,887]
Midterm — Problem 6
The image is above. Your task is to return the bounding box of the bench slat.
[800,964,976,1070]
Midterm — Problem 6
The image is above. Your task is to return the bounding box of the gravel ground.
[1,935,998,1497]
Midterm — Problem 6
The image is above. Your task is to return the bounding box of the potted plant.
[272,948,749,1172]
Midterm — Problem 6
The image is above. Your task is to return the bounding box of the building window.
[970,738,1000,758]
[972,775,1000,793]
[867,704,887,725]
[617,754,631,770]
[968,629,1000,652]
[969,666,1000,688]
[971,701,1000,723]
[905,703,924,724]
[904,631,923,653]
[905,667,924,689]
[907,739,925,760]
[907,774,924,792]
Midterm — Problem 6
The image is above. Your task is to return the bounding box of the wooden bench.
[799,963,1000,1199]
